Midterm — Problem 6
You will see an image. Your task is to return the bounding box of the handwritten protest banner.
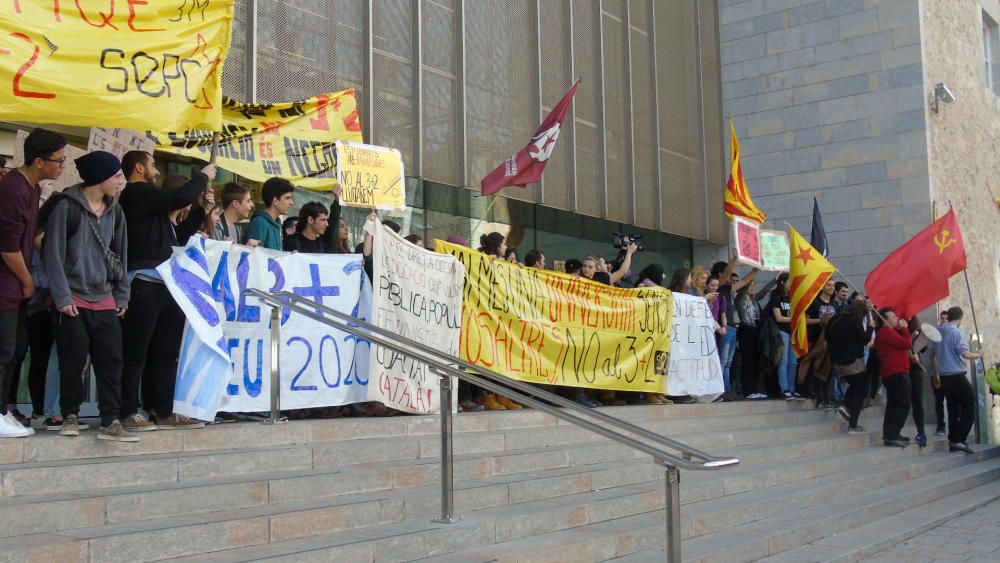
[436,240,673,392]
[152,89,363,190]
[88,128,155,160]
[336,141,406,210]
[760,229,791,271]
[0,1,233,131]
[667,292,724,397]
[159,238,370,420]
[733,216,763,268]
[368,221,463,413]
[11,129,85,191]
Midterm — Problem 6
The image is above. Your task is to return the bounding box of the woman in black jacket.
[825,299,874,433]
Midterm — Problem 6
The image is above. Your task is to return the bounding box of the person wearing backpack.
[42,151,135,442]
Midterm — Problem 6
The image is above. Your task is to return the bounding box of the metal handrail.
[272,290,739,470]
[245,288,740,562]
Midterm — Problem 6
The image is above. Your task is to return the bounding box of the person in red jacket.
[874,307,916,447]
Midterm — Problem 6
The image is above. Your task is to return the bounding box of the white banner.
[666,293,724,397]
[160,237,370,420]
[87,128,155,160]
[367,220,464,413]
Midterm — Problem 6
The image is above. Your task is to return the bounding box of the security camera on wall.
[930,82,956,113]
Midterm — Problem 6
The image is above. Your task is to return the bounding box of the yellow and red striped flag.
[725,121,767,224]
[789,226,837,357]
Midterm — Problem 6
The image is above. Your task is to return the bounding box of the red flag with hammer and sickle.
[481,80,579,196]
[864,209,967,319]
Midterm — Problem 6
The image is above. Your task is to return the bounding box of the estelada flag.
[481,80,579,196]
[789,226,837,358]
[864,209,967,320]
[725,121,767,224]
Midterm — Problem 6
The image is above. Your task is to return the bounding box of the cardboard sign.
[368,221,464,413]
[336,141,406,210]
[0,1,234,131]
[88,128,155,160]
[760,229,791,271]
[733,216,763,268]
[666,293,724,397]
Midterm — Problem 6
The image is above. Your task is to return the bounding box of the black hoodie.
[119,173,208,271]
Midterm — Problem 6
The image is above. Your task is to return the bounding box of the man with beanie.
[247,177,295,250]
[42,151,135,442]
[118,151,216,431]
[0,128,66,439]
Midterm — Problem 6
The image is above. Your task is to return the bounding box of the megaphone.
[913,322,942,353]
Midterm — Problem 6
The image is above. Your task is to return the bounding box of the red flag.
[864,209,967,319]
[481,80,579,196]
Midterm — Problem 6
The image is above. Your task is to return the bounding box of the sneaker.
[216,412,239,423]
[59,414,80,437]
[30,413,46,430]
[948,442,974,454]
[121,413,158,432]
[0,414,31,438]
[783,392,794,401]
[935,427,946,437]
[8,409,29,427]
[575,396,599,408]
[847,426,867,435]
[4,413,34,435]
[915,434,927,448]
[482,394,506,411]
[97,420,140,443]
[792,392,807,401]
[497,396,523,410]
[152,414,205,429]
[837,406,851,422]
[753,393,768,400]
[883,439,909,448]
[459,400,484,413]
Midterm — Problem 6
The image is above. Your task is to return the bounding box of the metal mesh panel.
[629,0,648,33]
[573,0,602,217]
[655,0,702,239]
[631,2,657,229]
[539,0,573,211]
[222,1,248,101]
[372,0,415,171]
[603,9,630,223]
[255,0,365,103]
[421,0,462,186]
[466,0,539,203]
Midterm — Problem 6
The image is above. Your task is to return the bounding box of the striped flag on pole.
[725,120,767,224]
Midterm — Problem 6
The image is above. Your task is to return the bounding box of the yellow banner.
[336,141,406,210]
[436,240,673,392]
[0,0,234,131]
[152,89,363,191]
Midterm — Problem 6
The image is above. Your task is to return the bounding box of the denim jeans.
[778,331,798,393]
[719,329,738,392]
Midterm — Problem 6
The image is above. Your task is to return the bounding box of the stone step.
[755,481,1000,562]
[0,412,851,498]
[5,438,988,563]
[0,420,893,538]
[415,448,1000,563]
[0,400,814,465]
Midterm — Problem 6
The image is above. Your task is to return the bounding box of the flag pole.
[209,132,221,164]
[835,272,889,326]
[471,195,499,237]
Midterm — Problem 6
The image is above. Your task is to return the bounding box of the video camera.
[612,233,644,251]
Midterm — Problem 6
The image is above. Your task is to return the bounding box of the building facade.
[219,0,727,269]
[716,0,999,365]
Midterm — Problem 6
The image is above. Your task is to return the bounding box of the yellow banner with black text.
[151,89,363,190]
[0,0,234,131]
[436,240,673,393]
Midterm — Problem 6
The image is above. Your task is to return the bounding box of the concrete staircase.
[0,401,997,563]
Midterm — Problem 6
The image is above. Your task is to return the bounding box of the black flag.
[810,197,829,258]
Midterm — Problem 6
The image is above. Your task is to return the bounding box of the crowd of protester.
[0,129,985,455]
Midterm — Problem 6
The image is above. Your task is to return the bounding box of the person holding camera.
[41,151,135,442]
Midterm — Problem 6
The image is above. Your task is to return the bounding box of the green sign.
[760,230,790,271]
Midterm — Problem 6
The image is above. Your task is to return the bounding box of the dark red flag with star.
[481,80,579,196]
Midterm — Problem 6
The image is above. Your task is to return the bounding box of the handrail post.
[665,464,681,562]
[432,368,457,523]
[264,305,286,425]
